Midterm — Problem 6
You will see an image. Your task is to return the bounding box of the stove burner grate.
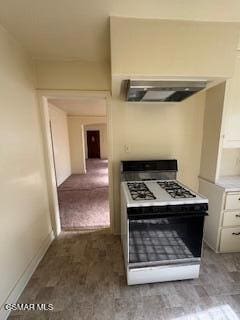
[157,181,196,199]
[127,182,156,201]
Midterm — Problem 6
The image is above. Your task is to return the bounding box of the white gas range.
[120,160,208,285]
[122,180,208,207]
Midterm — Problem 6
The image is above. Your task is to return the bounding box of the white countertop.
[122,180,208,207]
[216,176,240,192]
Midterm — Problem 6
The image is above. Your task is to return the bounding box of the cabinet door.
[223,52,240,147]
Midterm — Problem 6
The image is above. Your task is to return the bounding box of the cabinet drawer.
[222,211,240,227]
[225,193,240,210]
[220,227,240,252]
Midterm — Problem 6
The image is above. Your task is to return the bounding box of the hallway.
[57,159,110,230]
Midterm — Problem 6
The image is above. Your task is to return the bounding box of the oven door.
[128,213,206,269]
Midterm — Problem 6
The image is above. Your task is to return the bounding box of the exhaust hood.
[125,80,207,102]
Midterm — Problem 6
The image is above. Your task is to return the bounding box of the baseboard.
[203,239,218,253]
[57,173,71,187]
[0,230,55,320]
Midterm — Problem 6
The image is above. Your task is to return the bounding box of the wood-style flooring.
[8,232,240,320]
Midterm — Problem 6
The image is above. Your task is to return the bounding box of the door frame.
[87,130,100,159]
[37,90,113,236]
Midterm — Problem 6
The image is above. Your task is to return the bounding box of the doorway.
[87,130,100,158]
[38,91,113,236]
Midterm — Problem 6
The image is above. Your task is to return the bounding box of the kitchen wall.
[85,124,108,160]
[48,103,71,186]
[199,83,226,182]
[34,60,110,91]
[110,17,240,232]
[110,17,239,79]
[68,116,107,173]
[0,25,52,315]
[111,94,206,231]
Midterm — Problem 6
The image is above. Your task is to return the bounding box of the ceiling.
[49,97,106,116]
[0,0,240,62]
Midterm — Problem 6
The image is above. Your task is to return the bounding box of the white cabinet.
[199,50,240,183]
[223,52,240,148]
[225,193,240,210]
[222,211,240,227]
[220,192,240,252]
[220,227,240,252]
[198,48,240,253]
[199,179,240,253]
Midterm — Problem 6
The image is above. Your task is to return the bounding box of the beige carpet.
[57,159,110,230]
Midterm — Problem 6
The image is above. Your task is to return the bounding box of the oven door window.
[128,216,204,267]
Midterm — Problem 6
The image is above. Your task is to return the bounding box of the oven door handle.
[129,259,201,270]
[128,212,208,220]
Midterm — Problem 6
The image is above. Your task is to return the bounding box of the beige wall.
[34,60,110,90]
[85,124,108,160]
[199,82,226,182]
[68,116,107,174]
[68,118,86,174]
[0,25,52,312]
[48,103,71,186]
[110,17,239,79]
[223,52,240,142]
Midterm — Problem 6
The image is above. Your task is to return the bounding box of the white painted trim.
[106,94,114,233]
[38,95,62,236]
[37,90,114,234]
[0,230,54,320]
[81,124,86,173]
[203,239,218,253]
[37,90,110,100]
[68,115,107,119]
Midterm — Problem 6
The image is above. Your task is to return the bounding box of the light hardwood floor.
[8,232,240,320]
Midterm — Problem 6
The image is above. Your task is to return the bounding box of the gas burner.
[127,182,156,201]
[157,181,196,199]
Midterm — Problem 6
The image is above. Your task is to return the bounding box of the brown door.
[87,130,100,158]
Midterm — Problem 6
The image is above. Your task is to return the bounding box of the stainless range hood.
[125,80,207,102]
